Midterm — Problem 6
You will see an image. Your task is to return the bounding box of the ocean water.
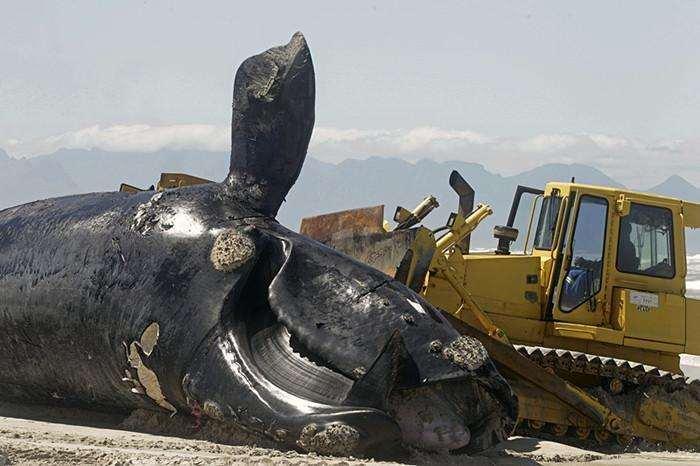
[687,253,700,299]
[683,254,700,379]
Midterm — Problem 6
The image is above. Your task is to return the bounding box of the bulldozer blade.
[300,205,386,244]
[119,183,146,193]
[395,227,437,292]
[301,206,423,276]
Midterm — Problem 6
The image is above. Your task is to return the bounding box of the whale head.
[176,32,517,458]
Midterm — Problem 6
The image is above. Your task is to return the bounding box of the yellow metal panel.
[623,337,685,354]
[489,314,546,345]
[545,181,692,207]
[509,379,574,425]
[546,322,624,345]
[424,275,463,314]
[610,288,625,330]
[683,201,700,229]
[157,173,212,190]
[686,298,700,354]
[119,183,143,193]
[549,322,595,340]
[620,289,685,346]
[462,254,542,319]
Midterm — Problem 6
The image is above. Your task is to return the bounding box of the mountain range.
[1,147,698,251]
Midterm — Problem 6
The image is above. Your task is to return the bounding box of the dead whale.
[0,33,516,457]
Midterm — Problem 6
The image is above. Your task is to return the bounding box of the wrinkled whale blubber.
[0,33,516,457]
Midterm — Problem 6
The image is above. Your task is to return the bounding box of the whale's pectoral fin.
[225,32,315,217]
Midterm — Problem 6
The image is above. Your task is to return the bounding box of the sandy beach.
[0,403,697,466]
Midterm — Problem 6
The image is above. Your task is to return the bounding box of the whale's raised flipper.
[226,32,315,217]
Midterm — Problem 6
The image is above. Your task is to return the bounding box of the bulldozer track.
[514,345,700,449]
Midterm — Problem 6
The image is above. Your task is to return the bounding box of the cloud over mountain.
[3,125,231,158]
[310,128,700,189]
[3,124,699,189]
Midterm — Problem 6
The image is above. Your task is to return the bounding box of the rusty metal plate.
[300,205,385,244]
[327,229,419,277]
[157,173,213,190]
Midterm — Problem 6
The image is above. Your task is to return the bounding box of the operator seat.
[617,221,640,272]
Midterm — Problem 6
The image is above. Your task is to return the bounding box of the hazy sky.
[2,1,700,187]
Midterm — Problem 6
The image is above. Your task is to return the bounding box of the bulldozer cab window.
[560,196,608,312]
[616,203,675,279]
[534,196,562,250]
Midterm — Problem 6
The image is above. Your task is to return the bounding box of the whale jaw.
[182,222,516,457]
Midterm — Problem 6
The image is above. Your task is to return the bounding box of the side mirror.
[493,225,519,255]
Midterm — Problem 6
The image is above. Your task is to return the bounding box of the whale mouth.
[250,324,354,406]
[184,228,516,458]
[249,322,512,453]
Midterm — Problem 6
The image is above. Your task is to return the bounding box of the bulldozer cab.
[508,181,700,362]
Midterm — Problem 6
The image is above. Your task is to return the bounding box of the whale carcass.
[0,33,516,457]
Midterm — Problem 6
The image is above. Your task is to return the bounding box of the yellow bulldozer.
[300,171,700,448]
[121,172,700,448]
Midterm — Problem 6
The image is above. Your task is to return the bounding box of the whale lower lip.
[389,384,472,451]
